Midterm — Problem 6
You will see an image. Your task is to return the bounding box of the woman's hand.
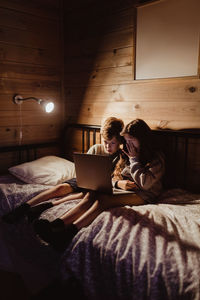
[117,180,138,191]
[122,140,138,158]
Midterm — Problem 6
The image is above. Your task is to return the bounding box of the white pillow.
[9,155,76,185]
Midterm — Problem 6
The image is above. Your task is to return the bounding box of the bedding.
[8,155,76,185]
[60,188,200,300]
[0,173,200,299]
[0,175,83,293]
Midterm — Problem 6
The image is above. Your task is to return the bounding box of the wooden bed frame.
[0,124,200,192]
[0,141,59,163]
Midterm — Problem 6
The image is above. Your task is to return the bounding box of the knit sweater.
[121,152,165,203]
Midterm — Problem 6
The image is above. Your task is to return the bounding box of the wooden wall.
[64,0,200,130]
[0,0,63,171]
[0,0,200,187]
[0,0,63,146]
[63,0,200,192]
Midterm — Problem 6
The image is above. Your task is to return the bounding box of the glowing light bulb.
[45,102,54,113]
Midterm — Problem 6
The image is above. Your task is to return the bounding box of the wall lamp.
[13,94,54,113]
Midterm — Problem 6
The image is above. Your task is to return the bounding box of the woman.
[34,119,165,251]
[2,117,127,224]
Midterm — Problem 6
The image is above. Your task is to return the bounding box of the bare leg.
[52,192,84,206]
[59,192,96,226]
[3,183,76,224]
[33,192,144,251]
[62,192,145,230]
[28,183,73,206]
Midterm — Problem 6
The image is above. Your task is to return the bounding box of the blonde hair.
[101,117,126,180]
[100,117,124,142]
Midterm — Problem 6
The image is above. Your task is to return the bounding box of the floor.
[0,269,30,300]
[0,269,87,300]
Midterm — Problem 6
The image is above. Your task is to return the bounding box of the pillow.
[8,155,76,185]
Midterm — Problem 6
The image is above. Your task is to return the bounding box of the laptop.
[73,152,135,195]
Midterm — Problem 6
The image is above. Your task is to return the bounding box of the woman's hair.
[101,117,124,142]
[122,118,156,166]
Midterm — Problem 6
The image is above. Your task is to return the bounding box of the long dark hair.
[122,118,156,166]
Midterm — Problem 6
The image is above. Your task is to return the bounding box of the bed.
[0,124,200,300]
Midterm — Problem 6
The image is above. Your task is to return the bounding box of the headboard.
[0,141,60,175]
[0,124,199,193]
[65,124,200,193]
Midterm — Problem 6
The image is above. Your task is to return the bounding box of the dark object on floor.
[0,269,30,300]
[31,277,87,300]
[34,218,78,252]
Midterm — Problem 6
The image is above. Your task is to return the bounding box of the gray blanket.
[0,180,200,299]
[61,189,200,300]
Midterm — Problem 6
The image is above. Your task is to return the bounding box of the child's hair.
[100,117,127,180]
[122,118,156,166]
[101,117,124,142]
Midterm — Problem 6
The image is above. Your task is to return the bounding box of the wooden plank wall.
[63,0,200,192]
[64,0,200,130]
[0,0,63,171]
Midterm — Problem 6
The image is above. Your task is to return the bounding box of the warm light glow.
[13,94,55,113]
[45,102,54,113]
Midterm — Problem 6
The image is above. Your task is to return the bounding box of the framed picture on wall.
[135,0,200,80]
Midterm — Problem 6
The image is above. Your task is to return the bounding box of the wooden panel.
[65,7,134,40]
[62,0,200,192]
[64,0,134,13]
[65,65,133,87]
[66,96,200,126]
[0,78,61,94]
[65,28,133,56]
[0,0,63,172]
[0,62,60,80]
[0,110,60,126]
[65,100,200,130]
[63,0,200,133]
[0,42,60,66]
[0,7,59,35]
[0,26,59,49]
[0,94,61,113]
[36,145,61,158]
[0,0,60,20]
[0,93,60,110]
[65,47,133,72]
[0,124,61,146]
[65,79,200,102]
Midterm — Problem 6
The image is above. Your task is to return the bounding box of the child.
[34,119,165,251]
[2,117,127,224]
